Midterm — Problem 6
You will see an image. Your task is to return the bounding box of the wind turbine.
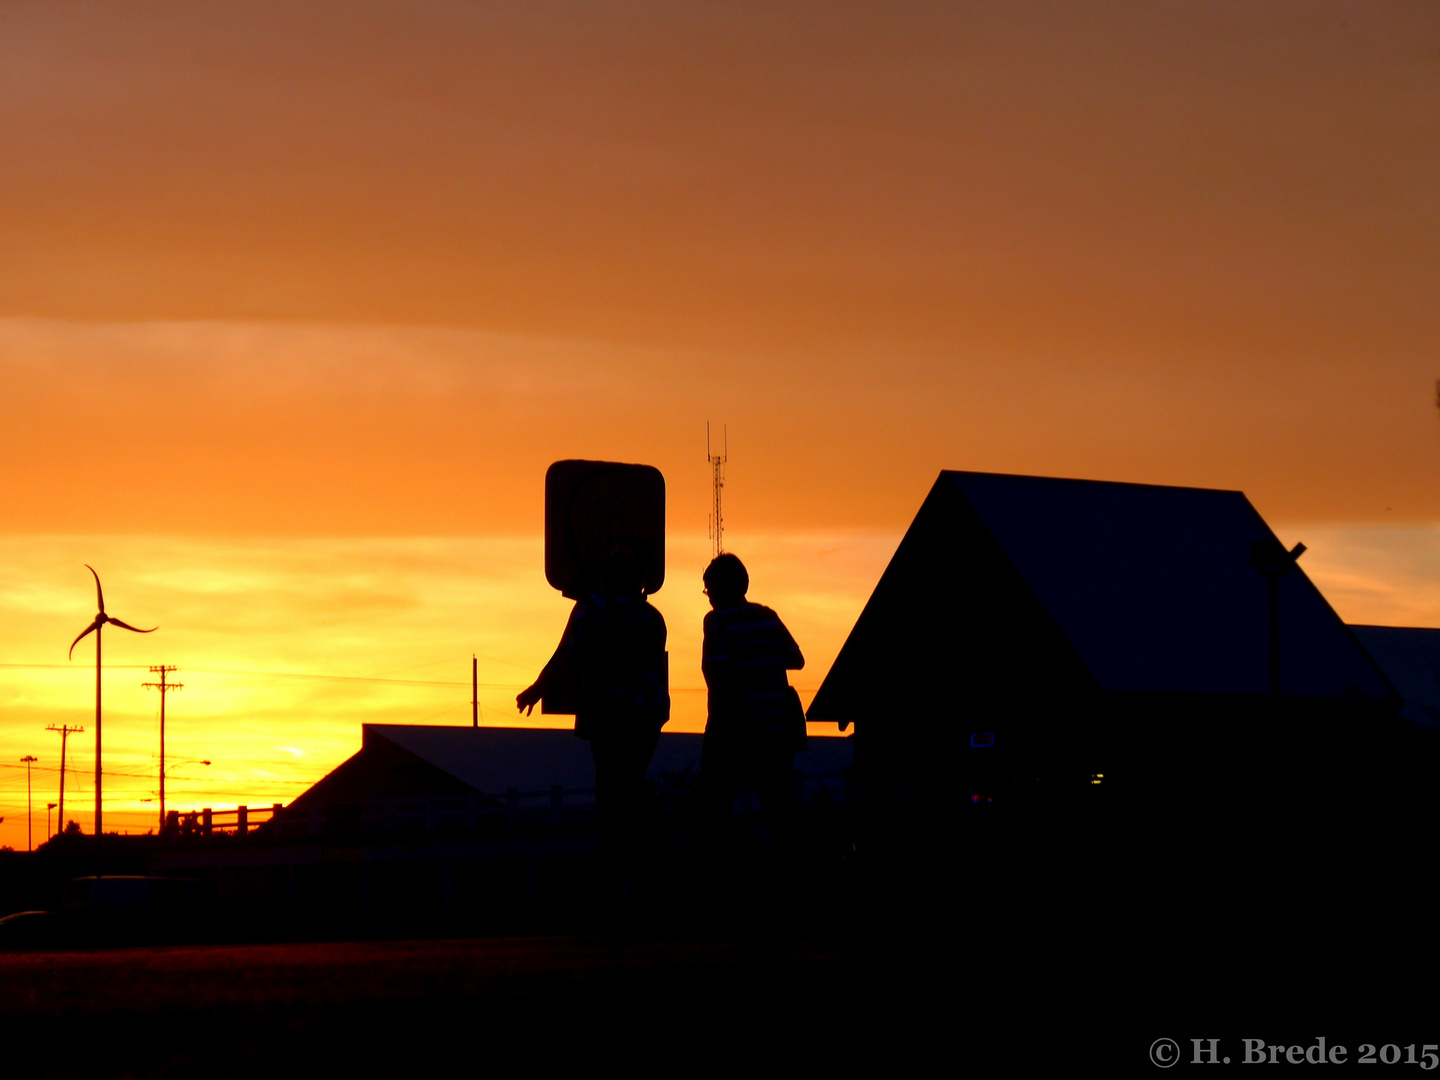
[68,565,155,836]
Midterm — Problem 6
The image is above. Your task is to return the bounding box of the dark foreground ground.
[1,865,1433,1079]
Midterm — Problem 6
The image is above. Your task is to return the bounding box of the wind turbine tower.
[708,422,728,559]
[68,566,156,836]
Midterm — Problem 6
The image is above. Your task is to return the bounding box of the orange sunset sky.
[2,3,1440,846]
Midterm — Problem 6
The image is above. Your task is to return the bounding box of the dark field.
[2,879,1429,1078]
[1,931,947,1078]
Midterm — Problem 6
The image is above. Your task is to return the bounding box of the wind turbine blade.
[68,620,101,659]
[85,564,105,613]
[107,617,157,634]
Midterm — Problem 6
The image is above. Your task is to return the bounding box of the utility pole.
[472,655,479,728]
[142,666,182,834]
[47,803,56,839]
[20,756,37,852]
[45,723,82,835]
[707,422,728,559]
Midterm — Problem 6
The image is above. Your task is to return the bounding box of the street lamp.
[165,759,211,778]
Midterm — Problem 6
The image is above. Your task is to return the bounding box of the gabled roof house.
[806,471,1407,856]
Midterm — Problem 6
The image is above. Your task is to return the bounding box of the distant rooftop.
[293,724,854,810]
[1348,626,1440,730]
[366,724,701,797]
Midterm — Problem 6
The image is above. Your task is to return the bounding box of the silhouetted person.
[517,549,669,897]
[698,553,806,851]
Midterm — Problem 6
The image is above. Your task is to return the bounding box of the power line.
[0,761,312,784]
[171,667,521,689]
[0,663,150,670]
[0,661,496,686]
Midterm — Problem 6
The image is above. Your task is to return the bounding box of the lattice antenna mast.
[708,422,728,559]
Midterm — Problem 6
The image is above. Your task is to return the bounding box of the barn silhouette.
[807,471,1428,872]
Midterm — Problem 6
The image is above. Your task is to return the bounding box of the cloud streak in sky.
[3,315,1438,540]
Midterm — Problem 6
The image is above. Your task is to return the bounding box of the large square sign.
[544,460,666,599]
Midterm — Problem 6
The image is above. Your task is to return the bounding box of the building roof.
[1348,626,1440,731]
[294,724,854,808]
[367,724,699,796]
[810,471,1395,724]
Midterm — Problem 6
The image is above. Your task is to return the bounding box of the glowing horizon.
[5,520,1440,846]
[0,530,894,843]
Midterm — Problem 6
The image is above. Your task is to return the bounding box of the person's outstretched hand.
[516,682,542,715]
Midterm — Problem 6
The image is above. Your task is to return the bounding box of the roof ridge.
[940,469,1247,498]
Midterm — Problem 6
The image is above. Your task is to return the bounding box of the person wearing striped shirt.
[699,552,806,835]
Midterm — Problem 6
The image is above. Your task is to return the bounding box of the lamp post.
[20,756,37,852]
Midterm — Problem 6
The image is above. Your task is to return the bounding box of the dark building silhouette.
[806,471,1416,869]
[286,723,851,815]
[149,725,852,915]
[1349,625,1440,732]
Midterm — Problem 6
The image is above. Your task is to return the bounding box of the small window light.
[970,732,994,748]
[1090,772,1103,785]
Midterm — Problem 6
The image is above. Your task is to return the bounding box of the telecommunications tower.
[708,423,727,559]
